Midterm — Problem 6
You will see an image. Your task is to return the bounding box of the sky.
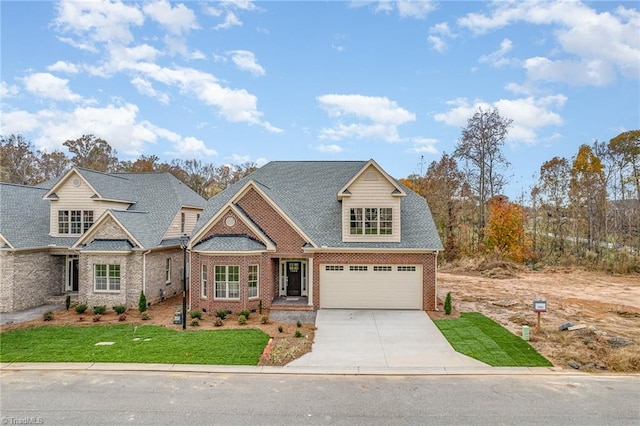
[1,0,639,199]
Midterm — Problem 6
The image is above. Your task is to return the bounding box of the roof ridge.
[0,182,48,190]
[75,167,130,181]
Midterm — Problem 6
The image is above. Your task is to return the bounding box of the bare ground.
[437,263,640,372]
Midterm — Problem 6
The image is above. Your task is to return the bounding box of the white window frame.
[94,264,120,292]
[248,264,259,299]
[165,258,171,284]
[215,265,240,300]
[58,209,94,235]
[201,264,208,298]
[349,207,392,236]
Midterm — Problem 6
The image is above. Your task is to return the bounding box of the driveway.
[288,310,487,368]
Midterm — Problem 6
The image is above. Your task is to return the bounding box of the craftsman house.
[0,167,206,312]
[188,160,443,315]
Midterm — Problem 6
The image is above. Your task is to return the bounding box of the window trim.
[165,258,171,284]
[349,207,392,236]
[248,264,259,299]
[94,264,121,292]
[214,265,240,300]
[58,209,94,235]
[201,264,207,298]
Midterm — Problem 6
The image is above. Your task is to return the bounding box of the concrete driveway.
[288,310,487,368]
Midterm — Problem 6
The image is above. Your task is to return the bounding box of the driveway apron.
[288,310,487,368]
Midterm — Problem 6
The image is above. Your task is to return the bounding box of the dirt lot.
[437,262,640,372]
[0,296,315,367]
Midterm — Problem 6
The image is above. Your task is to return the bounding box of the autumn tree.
[608,130,640,200]
[484,195,532,263]
[63,134,119,172]
[37,150,70,182]
[0,134,39,185]
[454,107,512,245]
[536,156,571,257]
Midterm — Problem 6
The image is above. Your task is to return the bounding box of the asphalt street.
[1,370,638,425]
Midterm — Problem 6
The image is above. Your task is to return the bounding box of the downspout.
[434,251,439,311]
[142,249,152,295]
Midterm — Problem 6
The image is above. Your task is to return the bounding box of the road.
[1,371,638,425]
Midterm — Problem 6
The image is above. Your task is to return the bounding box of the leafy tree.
[536,157,571,257]
[484,195,532,263]
[608,130,640,200]
[0,134,39,185]
[37,150,71,182]
[63,134,118,172]
[454,107,512,245]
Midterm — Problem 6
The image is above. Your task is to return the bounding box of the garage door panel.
[320,265,422,309]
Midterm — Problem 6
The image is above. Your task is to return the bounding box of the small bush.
[215,310,227,320]
[93,314,101,322]
[93,305,107,315]
[296,320,302,328]
[43,311,54,321]
[190,310,203,320]
[261,315,269,324]
[294,330,303,338]
[238,314,247,325]
[444,292,452,315]
[65,295,71,311]
[138,291,147,313]
[113,304,127,314]
[214,318,224,327]
[118,313,127,322]
[191,319,200,327]
[141,313,150,321]
[239,309,251,319]
[75,303,88,314]
[278,325,283,333]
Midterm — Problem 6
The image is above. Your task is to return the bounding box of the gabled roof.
[194,161,443,250]
[194,234,267,252]
[337,159,406,200]
[44,167,135,203]
[81,239,135,252]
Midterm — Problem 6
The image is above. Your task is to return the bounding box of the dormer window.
[350,207,392,235]
[58,210,94,234]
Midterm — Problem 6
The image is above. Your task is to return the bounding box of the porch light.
[179,234,190,330]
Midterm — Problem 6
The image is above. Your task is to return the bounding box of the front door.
[286,262,301,296]
[66,257,79,292]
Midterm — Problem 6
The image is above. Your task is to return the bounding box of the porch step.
[270,304,315,312]
[47,293,78,304]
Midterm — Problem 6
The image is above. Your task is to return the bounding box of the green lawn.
[433,312,552,367]
[0,325,270,365]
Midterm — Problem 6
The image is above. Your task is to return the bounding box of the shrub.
[93,305,106,315]
[65,295,71,311]
[444,292,452,315]
[214,318,224,327]
[93,314,101,322]
[190,310,203,320]
[278,325,283,333]
[239,309,251,319]
[113,304,127,315]
[43,311,54,321]
[215,310,227,320]
[191,319,200,327]
[296,320,302,328]
[294,330,303,338]
[118,313,127,322]
[75,303,88,314]
[141,313,150,321]
[138,291,147,313]
[261,315,269,324]
[238,314,247,325]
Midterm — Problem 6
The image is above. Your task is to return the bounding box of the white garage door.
[320,264,422,309]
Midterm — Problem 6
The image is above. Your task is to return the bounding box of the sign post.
[533,300,547,333]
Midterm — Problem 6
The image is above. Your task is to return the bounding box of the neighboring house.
[188,160,443,315]
[0,167,206,312]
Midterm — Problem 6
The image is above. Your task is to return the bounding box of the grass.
[433,312,552,367]
[0,325,270,365]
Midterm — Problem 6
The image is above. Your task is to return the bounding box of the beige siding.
[49,171,130,236]
[163,207,204,239]
[342,166,401,243]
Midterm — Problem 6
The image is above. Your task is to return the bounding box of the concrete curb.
[0,362,613,376]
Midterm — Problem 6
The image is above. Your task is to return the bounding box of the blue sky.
[1,1,638,198]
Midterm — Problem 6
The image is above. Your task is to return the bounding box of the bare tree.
[0,134,39,185]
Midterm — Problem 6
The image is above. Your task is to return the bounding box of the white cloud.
[174,136,216,157]
[131,77,170,104]
[47,61,80,74]
[1,81,19,98]
[317,94,415,142]
[427,35,447,53]
[143,0,198,35]
[316,143,344,153]
[428,22,456,52]
[22,73,83,103]
[215,11,242,30]
[479,38,514,68]
[255,157,268,167]
[434,95,567,144]
[396,0,436,19]
[228,50,265,76]
[409,137,438,154]
[458,1,640,85]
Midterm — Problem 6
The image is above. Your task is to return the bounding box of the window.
[325,265,344,271]
[165,258,171,283]
[94,264,120,291]
[373,266,392,272]
[58,210,93,234]
[248,265,259,298]
[350,207,392,235]
[181,212,185,233]
[215,265,239,299]
[201,264,207,298]
[397,266,416,272]
[349,265,368,271]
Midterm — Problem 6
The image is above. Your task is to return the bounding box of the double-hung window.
[350,207,393,235]
[215,265,239,299]
[94,264,120,291]
[58,210,94,234]
[201,264,208,298]
[248,265,259,298]
[165,259,171,283]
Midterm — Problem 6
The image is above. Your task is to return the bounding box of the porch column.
[307,258,313,306]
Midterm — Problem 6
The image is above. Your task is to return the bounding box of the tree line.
[0,134,256,199]
[402,109,639,273]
